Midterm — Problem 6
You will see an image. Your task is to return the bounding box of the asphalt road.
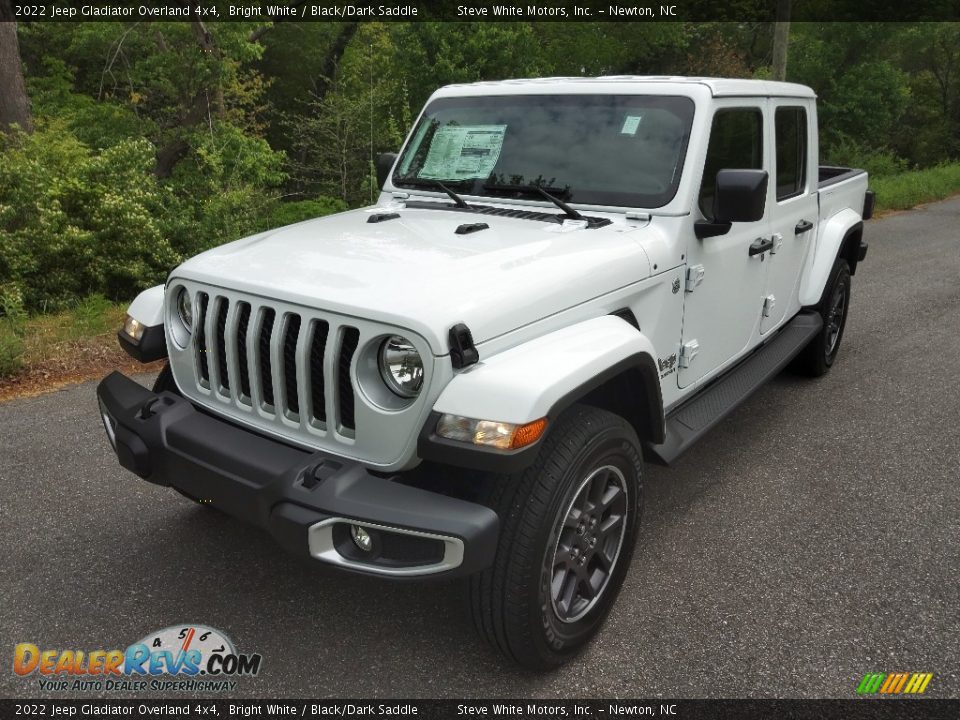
[2,198,958,700]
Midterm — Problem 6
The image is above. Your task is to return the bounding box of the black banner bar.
[2,699,959,720]
[6,0,960,23]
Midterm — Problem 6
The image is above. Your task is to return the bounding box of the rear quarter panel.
[799,172,868,307]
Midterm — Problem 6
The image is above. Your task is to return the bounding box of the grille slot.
[215,299,230,392]
[195,293,209,385]
[258,308,276,408]
[338,327,360,431]
[309,320,330,424]
[236,302,252,401]
[282,314,302,417]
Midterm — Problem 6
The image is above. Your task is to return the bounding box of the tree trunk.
[771,0,791,82]
[0,13,33,134]
[153,15,225,177]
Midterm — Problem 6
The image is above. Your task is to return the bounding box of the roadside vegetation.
[1,20,959,388]
[872,163,960,213]
[0,290,162,398]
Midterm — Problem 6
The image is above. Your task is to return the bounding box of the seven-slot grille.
[192,291,360,435]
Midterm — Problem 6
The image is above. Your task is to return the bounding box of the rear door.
[679,102,770,388]
[760,101,817,334]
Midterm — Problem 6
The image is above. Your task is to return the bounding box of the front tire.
[468,405,643,670]
[792,257,851,377]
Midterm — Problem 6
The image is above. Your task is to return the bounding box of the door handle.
[795,219,814,235]
[749,237,774,256]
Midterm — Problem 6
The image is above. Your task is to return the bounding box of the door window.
[698,108,763,220]
[774,107,807,200]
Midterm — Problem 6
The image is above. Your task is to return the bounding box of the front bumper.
[96,372,498,578]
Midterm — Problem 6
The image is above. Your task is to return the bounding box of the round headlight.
[378,335,423,398]
[176,288,193,332]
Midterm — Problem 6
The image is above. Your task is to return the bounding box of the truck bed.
[819,165,866,188]
[818,165,870,224]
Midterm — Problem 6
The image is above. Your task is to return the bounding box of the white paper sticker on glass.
[419,125,507,180]
[620,115,643,135]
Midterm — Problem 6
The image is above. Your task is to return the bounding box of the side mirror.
[695,169,768,239]
[376,152,398,190]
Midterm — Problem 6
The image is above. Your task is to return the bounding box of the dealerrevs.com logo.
[13,624,262,692]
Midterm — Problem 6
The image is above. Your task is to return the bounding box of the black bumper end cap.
[117,324,167,364]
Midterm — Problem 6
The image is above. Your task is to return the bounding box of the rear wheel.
[467,404,643,670]
[792,257,851,377]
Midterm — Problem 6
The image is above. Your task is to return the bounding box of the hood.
[173,205,653,354]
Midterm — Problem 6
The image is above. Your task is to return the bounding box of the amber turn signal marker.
[510,418,548,449]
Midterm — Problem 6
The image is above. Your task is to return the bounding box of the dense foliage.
[1,20,959,314]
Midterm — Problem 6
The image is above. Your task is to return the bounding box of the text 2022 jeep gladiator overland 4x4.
[98,77,871,669]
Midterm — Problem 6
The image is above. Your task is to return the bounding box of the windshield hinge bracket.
[449,323,479,370]
[685,265,705,293]
[679,340,700,369]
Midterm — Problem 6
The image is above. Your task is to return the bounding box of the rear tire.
[467,404,643,670]
[792,257,851,377]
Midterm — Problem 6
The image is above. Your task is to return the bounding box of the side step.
[645,312,822,466]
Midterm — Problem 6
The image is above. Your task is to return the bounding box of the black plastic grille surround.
[338,328,360,431]
[282,315,301,416]
[258,309,276,407]
[236,302,252,399]
[195,293,209,384]
[215,299,229,391]
[309,321,330,423]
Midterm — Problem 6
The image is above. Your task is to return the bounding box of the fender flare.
[418,315,664,473]
[799,210,863,307]
[128,285,165,326]
[119,285,167,363]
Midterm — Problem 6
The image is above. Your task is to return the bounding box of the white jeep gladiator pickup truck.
[98,77,871,669]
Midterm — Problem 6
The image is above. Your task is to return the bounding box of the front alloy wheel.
[550,465,628,623]
[468,404,643,670]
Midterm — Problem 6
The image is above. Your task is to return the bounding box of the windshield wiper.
[399,178,471,208]
[482,182,583,221]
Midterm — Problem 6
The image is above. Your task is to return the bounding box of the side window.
[775,106,807,200]
[698,108,764,220]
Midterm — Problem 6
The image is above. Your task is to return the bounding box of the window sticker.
[418,125,507,180]
[620,115,643,135]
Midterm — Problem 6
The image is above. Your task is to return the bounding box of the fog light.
[350,525,372,552]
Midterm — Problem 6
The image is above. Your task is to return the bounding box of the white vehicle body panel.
[799,181,868,306]
[172,207,652,355]
[127,285,165,327]
[433,315,659,424]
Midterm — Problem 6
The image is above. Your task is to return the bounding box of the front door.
[679,103,770,388]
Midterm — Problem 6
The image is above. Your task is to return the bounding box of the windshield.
[394,94,695,209]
